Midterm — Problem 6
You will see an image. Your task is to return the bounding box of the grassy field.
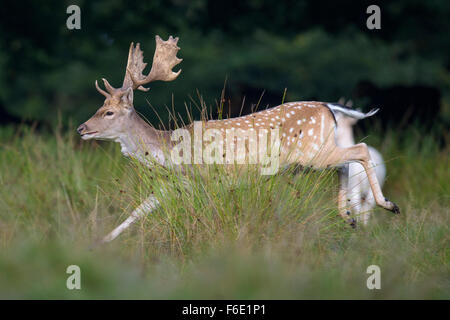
[0,120,448,299]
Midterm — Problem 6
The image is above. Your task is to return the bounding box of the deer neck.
[115,111,172,166]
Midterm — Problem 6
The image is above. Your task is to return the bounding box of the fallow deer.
[335,99,386,225]
[77,35,400,243]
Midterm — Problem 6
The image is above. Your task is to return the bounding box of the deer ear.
[121,87,134,108]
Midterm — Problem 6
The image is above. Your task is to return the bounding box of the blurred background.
[0,1,449,299]
[0,0,449,137]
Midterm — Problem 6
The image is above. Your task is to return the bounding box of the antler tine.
[102,78,117,95]
[126,35,182,91]
[123,42,151,92]
[149,35,183,82]
[95,80,110,98]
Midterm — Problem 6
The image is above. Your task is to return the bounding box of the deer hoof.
[347,218,357,229]
[384,198,400,214]
[391,203,400,214]
[385,198,400,214]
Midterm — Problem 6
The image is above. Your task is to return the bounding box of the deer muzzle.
[77,123,98,138]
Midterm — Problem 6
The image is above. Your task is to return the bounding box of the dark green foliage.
[0,1,449,128]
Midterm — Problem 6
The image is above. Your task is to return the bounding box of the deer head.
[77,35,182,141]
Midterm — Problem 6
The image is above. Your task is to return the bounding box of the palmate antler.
[95,35,182,98]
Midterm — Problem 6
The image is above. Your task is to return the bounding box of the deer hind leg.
[328,143,400,215]
[360,190,375,225]
[348,162,364,221]
[338,164,356,228]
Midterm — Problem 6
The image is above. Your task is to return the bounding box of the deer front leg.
[338,164,356,228]
[101,195,159,243]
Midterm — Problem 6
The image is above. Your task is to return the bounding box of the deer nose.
[77,123,87,134]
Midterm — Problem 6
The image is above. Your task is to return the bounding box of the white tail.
[78,36,400,243]
[328,103,379,120]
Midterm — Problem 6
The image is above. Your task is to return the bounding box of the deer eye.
[105,111,114,116]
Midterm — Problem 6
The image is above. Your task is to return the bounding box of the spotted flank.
[201,101,337,164]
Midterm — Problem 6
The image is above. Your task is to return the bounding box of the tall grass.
[0,118,448,299]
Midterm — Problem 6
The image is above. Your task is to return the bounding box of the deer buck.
[77,35,400,243]
[335,99,386,225]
